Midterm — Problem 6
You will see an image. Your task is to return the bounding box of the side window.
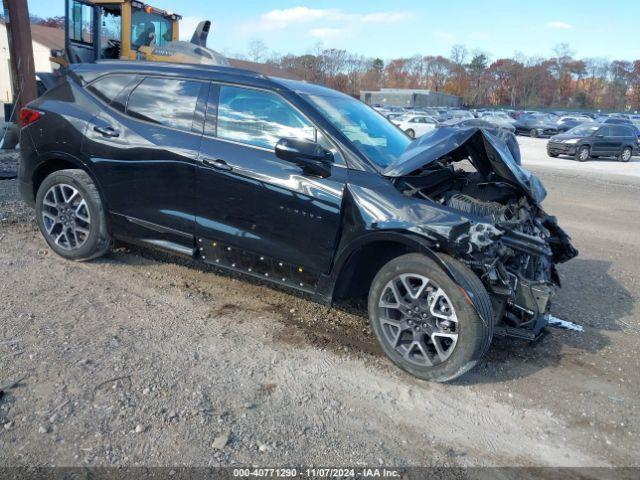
[612,126,631,136]
[126,77,203,132]
[216,85,316,149]
[86,74,136,108]
[68,0,94,44]
[597,126,611,137]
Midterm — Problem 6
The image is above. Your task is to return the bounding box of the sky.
[26,0,640,61]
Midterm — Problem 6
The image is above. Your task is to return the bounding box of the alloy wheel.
[621,148,632,162]
[579,148,590,161]
[377,274,458,367]
[41,183,91,251]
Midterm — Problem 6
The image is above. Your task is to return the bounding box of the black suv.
[513,114,559,138]
[547,123,639,162]
[18,62,577,382]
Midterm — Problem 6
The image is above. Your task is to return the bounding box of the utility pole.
[3,0,37,122]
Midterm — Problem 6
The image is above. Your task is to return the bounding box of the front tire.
[530,128,539,138]
[405,129,416,139]
[576,146,590,162]
[368,253,494,382]
[619,147,632,162]
[35,169,112,261]
[548,152,559,158]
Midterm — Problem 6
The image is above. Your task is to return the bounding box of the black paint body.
[18,61,572,324]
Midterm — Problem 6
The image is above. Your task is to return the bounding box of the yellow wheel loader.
[56,0,228,66]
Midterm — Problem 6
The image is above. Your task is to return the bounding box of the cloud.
[359,12,412,23]
[251,6,411,34]
[545,21,573,29]
[309,28,349,40]
[259,7,336,31]
[433,30,455,41]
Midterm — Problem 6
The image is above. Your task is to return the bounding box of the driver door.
[195,84,346,289]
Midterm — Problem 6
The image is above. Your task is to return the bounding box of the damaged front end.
[385,127,579,339]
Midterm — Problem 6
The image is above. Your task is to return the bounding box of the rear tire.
[35,169,112,261]
[619,147,632,162]
[576,146,590,162]
[530,128,539,138]
[368,253,494,383]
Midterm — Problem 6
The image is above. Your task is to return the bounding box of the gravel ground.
[0,139,639,468]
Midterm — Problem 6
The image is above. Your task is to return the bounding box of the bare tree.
[247,40,268,63]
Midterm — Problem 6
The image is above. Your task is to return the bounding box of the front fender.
[319,230,492,328]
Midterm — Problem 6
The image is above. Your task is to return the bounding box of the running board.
[139,239,196,258]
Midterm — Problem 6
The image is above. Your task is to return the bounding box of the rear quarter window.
[86,74,137,108]
[126,77,205,132]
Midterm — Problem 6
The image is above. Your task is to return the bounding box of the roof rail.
[90,60,268,80]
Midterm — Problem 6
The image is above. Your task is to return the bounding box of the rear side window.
[87,74,136,107]
[126,77,203,132]
[611,126,633,136]
[216,85,316,149]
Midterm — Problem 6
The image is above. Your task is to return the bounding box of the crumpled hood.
[382,127,547,203]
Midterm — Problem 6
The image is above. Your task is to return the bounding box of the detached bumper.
[547,141,576,156]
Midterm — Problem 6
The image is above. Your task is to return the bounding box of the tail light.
[19,108,44,127]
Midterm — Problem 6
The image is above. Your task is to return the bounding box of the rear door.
[83,75,208,250]
[610,125,631,154]
[195,84,347,290]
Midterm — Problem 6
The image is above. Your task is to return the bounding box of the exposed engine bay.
[388,128,579,339]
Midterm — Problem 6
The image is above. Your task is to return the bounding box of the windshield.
[567,124,599,135]
[131,8,173,49]
[304,94,410,169]
[393,113,412,122]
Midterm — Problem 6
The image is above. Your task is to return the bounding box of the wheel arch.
[323,231,493,327]
[32,153,109,212]
[326,232,458,298]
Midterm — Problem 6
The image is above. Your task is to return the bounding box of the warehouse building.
[361,88,461,108]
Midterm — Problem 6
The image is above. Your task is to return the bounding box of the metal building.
[360,88,461,108]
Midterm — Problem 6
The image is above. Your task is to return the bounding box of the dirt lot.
[0,138,639,468]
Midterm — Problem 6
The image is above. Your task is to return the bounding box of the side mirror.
[275,138,333,177]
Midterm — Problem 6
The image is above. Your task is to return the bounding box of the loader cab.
[65,0,180,63]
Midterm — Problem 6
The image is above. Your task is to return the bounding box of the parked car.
[547,123,639,162]
[436,110,474,122]
[514,114,559,138]
[598,117,640,137]
[385,112,404,122]
[392,114,438,138]
[18,61,578,382]
[478,111,516,130]
[556,115,591,133]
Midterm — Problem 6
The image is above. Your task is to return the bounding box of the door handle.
[201,157,232,171]
[94,125,120,138]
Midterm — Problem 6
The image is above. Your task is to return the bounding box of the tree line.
[245,42,640,111]
[8,13,639,111]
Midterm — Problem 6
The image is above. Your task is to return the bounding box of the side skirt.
[197,237,321,297]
